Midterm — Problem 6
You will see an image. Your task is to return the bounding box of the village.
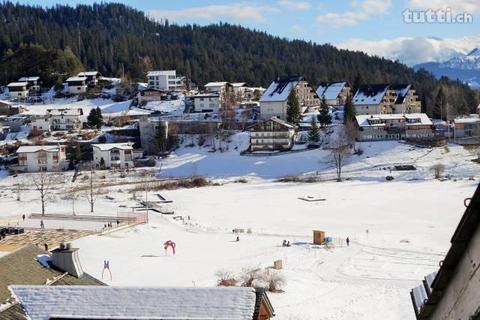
[0,69,480,320]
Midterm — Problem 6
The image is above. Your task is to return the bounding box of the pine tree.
[287,90,302,125]
[433,87,447,120]
[87,107,103,129]
[308,117,320,146]
[343,94,355,124]
[318,96,332,127]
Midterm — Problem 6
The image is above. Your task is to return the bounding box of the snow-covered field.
[1,138,479,319]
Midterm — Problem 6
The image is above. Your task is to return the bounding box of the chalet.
[260,76,320,120]
[453,116,480,139]
[353,84,396,115]
[249,117,295,152]
[137,88,167,104]
[0,100,21,116]
[190,93,221,113]
[92,143,135,169]
[0,244,105,319]
[391,84,422,114]
[7,82,29,99]
[18,76,41,95]
[355,113,434,141]
[16,145,67,172]
[77,71,101,87]
[30,116,51,132]
[66,76,87,94]
[10,286,274,320]
[147,70,185,91]
[410,184,480,320]
[48,108,83,131]
[204,81,229,94]
[316,81,351,106]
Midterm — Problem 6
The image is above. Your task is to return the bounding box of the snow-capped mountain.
[414,48,480,88]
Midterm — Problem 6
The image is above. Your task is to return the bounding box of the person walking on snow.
[346,237,350,247]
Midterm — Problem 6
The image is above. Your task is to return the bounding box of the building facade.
[92,143,135,169]
[16,145,67,172]
[249,117,295,152]
[7,82,29,99]
[391,84,422,114]
[191,94,221,113]
[66,77,88,94]
[260,76,320,120]
[355,113,434,141]
[147,70,184,91]
[77,71,101,87]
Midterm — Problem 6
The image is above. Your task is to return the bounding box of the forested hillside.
[0,2,478,115]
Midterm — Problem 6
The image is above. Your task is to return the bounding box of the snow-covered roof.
[353,84,390,105]
[66,76,86,82]
[11,285,258,320]
[47,109,82,116]
[190,93,220,99]
[78,71,100,77]
[18,76,40,82]
[355,113,432,127]
[260,76,303,103]
[7,82,28,87]
[316,82,347,101]
[390,84,412,104]
[147,70,176,76]
[0,99,12,105]
[92,143,133,151]
[231,82,246,87]
[454,116,480,124]
[205,82,228,87]
[16,145,63,153]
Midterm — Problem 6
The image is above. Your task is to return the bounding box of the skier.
[236,236,240,242]
[346,237,350,247]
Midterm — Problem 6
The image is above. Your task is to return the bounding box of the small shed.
[313,230,325,245]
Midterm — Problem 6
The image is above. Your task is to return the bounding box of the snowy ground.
[0,138,479,319]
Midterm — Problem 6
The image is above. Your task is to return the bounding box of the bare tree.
[262,270,286,292]
[330,128,351,182]
[345,118,358,152]
[32,171,61,216]
[84,166,101,213]
[431,163,445,179]
[14,179,25,201]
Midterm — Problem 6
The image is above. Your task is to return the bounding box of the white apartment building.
[92,143,135,169]
[66,76,88,94]
[147,70,184,91]
[191,94,221,113]
[7,82,29,99]
[16,145,67,172]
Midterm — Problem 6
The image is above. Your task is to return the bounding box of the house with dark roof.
[10,286,275,320]
[391,84,422,114]
[353,84,397,115]
[0,244,104,319]
[410,183,480,320]
[316,81,351,106]
[260,76,320,120]
[248,117,296,152]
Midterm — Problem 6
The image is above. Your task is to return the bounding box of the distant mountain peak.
[467,48,480,57]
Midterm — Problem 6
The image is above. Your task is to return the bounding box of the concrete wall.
[431,228,480,320]
[260,101,288,120]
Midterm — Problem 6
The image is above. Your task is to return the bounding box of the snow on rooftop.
[147,70,176,76]
[316,82,346,101]
[231,82,246,87]
[18,76,40,81]
[260,76,302,103]
[11,285,258,320]
[7,82,28,87]
[355,113,432,127]
[204,82,228,87]
[353,84,390,105]
[454,115,480,124]
[78,71,100,77]
[92,143,133,151]
[66,76,86,82]
[16,145,62,153]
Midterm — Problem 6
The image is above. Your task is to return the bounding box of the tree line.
[0,2,478,116]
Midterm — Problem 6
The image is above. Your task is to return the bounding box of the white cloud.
[316,0,392,28]
[277,0,311,10]
[336,36,480,65]
[407,0,480,14]
[148,3,276,23]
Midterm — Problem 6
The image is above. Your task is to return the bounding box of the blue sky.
[17,0,480,64]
